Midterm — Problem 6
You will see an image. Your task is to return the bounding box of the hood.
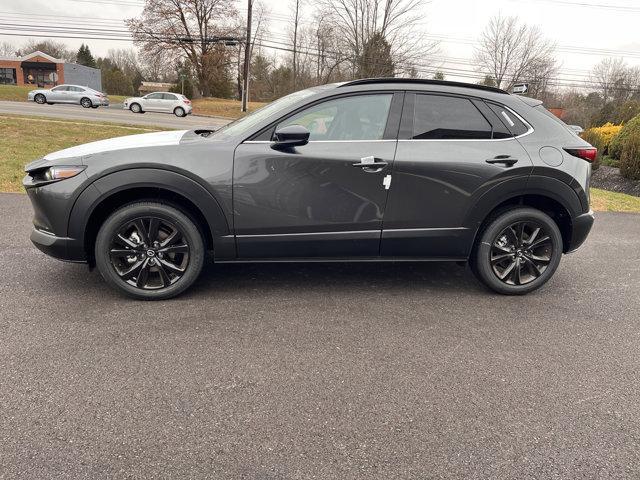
[43,129,189,161]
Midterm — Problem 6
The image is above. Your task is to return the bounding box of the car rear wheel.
[34,94,46,104]
[471,207,563,295]
[91,105,99,109]
[174,107,186,117]
[130,103,142,113]
[80,97,92,108]
[95,202,205,300]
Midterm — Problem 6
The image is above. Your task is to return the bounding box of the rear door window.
[163,93,178,100]
[412,94,492,140]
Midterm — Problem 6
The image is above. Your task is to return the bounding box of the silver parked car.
[123,92,193,117]
[28,84,109,108]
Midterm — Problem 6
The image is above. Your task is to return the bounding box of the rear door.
[381,92,533,258]
[161,93,179,113]
[233,92,403,258]
[67,86,85,103]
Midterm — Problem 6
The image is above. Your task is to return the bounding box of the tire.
[95,202,205,300]
[34,94,46,104]
[174,107,186,117]
[91,105,99,109]
[130,103,142,113]
[471,207,563,295]
[80,97,92,108]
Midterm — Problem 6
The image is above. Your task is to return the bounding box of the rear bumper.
[30,227,85,262]
[568,209,594,253]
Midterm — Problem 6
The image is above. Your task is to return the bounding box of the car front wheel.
[34,94,46,104]
[130,103,142,113]
[95,202,205,300]
[472,207,563,295]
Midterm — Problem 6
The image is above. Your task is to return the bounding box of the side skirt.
[216,256,468,264]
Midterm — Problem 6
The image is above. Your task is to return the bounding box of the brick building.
[0,51,102,91]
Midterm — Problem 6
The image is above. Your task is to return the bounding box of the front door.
[233,92,401,258]
[381,92,533,259]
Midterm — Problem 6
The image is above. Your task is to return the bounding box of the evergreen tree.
[356,33,394,79]
[76,44,97,68]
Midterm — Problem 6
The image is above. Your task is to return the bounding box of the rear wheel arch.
[468,187,578,256]
[69,169,233,264]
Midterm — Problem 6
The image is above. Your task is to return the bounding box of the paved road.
[1,192,640,479]
[0,100,230,130]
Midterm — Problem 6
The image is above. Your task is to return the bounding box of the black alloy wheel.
[109,217,190,290]
[472,207,563,295]
[490,221,552,286]
[95,202,205,299]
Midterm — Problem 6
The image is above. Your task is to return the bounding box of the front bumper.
[568,209,595,253]
[30,227,85,262]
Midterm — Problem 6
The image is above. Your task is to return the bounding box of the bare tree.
[316,0,438,77]
[127,0,239,97]
[0,41,16,57]
[17,40,76,62]
[591,57,633,105]
[474,15,556,90]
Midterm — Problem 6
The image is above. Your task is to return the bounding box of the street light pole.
[242,0,252,112]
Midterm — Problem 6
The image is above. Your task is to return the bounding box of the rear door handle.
[353,156,388,172]
[486,155,518,167]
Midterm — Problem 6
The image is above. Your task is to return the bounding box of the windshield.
[212,85,335,139]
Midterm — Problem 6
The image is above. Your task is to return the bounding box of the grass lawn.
[0,115,162,192]
[192,97,266,118]
[590,188,640,213]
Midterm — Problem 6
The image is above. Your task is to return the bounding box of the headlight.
[44,166,86,181]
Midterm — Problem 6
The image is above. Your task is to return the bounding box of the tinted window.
[487,103,529,136]
[162,93,177,100]
[413,95,492,140]
[146,93,164,99]
[279,94,393,141]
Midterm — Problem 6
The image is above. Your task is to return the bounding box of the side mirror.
[272,125,310,149]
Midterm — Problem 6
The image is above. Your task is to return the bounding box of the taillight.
[564,147,597,163]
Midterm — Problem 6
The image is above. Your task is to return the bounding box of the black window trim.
[246,90,404,143]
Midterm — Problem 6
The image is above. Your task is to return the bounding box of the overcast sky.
[2,0,639,85]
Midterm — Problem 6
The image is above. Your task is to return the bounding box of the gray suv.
[28,84,109,108]
[23,79,595,299]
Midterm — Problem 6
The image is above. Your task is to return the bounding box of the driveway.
[1,192,639,479]
[0,101,230,130]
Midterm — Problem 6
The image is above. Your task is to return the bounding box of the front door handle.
[353,156,388,172]
[486,155,518,167]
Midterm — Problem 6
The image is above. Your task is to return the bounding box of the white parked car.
[123,92,193,117]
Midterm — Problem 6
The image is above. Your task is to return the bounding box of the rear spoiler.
[515,96,544,108]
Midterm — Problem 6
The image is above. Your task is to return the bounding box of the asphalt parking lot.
[1,192,640,479]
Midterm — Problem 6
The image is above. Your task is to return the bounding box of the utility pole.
[242,0,252,112]
[292,0,300,91]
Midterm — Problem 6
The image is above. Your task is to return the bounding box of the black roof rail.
[338,78,509,95]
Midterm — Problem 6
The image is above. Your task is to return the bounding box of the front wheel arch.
[68,170,233,265]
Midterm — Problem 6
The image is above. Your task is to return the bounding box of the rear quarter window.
[486,103,530,136]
